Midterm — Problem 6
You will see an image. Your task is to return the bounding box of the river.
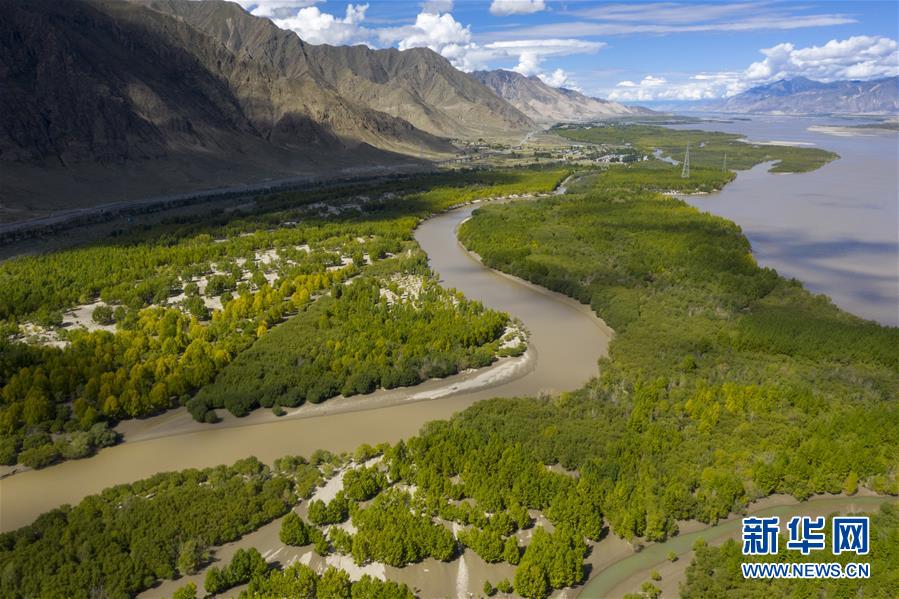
[668,115,898,326]
[0,199,612,533]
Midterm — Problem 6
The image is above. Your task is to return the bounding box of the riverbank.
[116,350,535,445]
[669,115,899,325]
[0,194,612,532]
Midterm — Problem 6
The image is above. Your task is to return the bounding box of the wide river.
[0,200,612,532]
[669,115,898,325]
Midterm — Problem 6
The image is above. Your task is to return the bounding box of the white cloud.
[234,1,322,19]
[377,11,485,68]
[379,11,602,80]
[393,12,472,50]
[484,39,603,87]
[609,36,899,102]
[609,74,742,102]
[745,36,899,83]
[421,0,453,14]
[271,3,372,46]
[539,68,575,88]
[490,0,546,16]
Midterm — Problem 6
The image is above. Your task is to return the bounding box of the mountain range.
[472,69,650,123]
[0,0,533,219]
[702,76,898,115]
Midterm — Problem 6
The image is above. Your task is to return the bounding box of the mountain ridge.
[704,76,898,114]
[472,69,650,123]
[0,0,533,221]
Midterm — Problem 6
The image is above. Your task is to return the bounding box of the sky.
[230,1,899,103]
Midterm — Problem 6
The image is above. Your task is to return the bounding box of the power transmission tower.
[723,153,727,172]
[681,142,690,178]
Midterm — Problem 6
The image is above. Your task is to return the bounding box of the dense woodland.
[0,457,319,598]
[1,135,896,598]
[458,166,898,539]
[191,257,508,420]
[0,169,562,467]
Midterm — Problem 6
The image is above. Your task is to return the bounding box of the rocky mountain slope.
[472,69,648,123]
[709,76,899,114]
[0,0,532,221]
[142,0,532,139]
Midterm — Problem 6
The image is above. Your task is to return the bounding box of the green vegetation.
[279,512,317,546]
[308,491,350,525]
[513,528,586,598]
[555,123,838,173]
[204,547,269,594]
[3,132,895,599]
[192,269,507,420]
[0,169,565,468]
[682,503,899,597]
[349,489,457,566]
[0,457,303,598]
[457,168,898,545]
[242,563,414,598]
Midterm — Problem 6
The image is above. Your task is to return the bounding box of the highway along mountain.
[0,0,533,222]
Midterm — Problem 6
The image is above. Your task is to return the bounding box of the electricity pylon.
[681,142,690,178]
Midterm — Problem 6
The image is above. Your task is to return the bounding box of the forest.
[191,255,508,420]
[555,123,838,173]
[0,169,563,468]
[457,168,898,536]
[2,136,897,597]
[0,457,317,598]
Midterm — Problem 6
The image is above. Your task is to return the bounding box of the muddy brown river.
[0,199,612,533]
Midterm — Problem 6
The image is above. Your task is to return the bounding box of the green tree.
[514,562,549,599]
[177,539,206,576]
[172,581,197,599]
[280,512,313,546]
[318,567,351,599]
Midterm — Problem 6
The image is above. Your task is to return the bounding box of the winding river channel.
[3,184,894,597]
[0,198,612,533]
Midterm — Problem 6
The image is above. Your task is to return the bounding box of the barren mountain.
[708,76,899,114]
[142,0,533,138]
[0,0,532,221]
[472,69,647,123]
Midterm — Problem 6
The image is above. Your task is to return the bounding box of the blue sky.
[233,1,899,102]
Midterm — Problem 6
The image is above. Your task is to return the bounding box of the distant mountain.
[709,76,899,115]
[0,0,532,220]
[472,69,650,123]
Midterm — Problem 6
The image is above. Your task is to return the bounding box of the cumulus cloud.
[234,1,322,19]
[378,11,602,80]
[392,12,472,50]
[745,36,899,83]
[271,3,372,46]
[490,0,546,16]
[483,39,603,87]
[376,11,485,69]
[538,68,575,88]
[609,36,899,102]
